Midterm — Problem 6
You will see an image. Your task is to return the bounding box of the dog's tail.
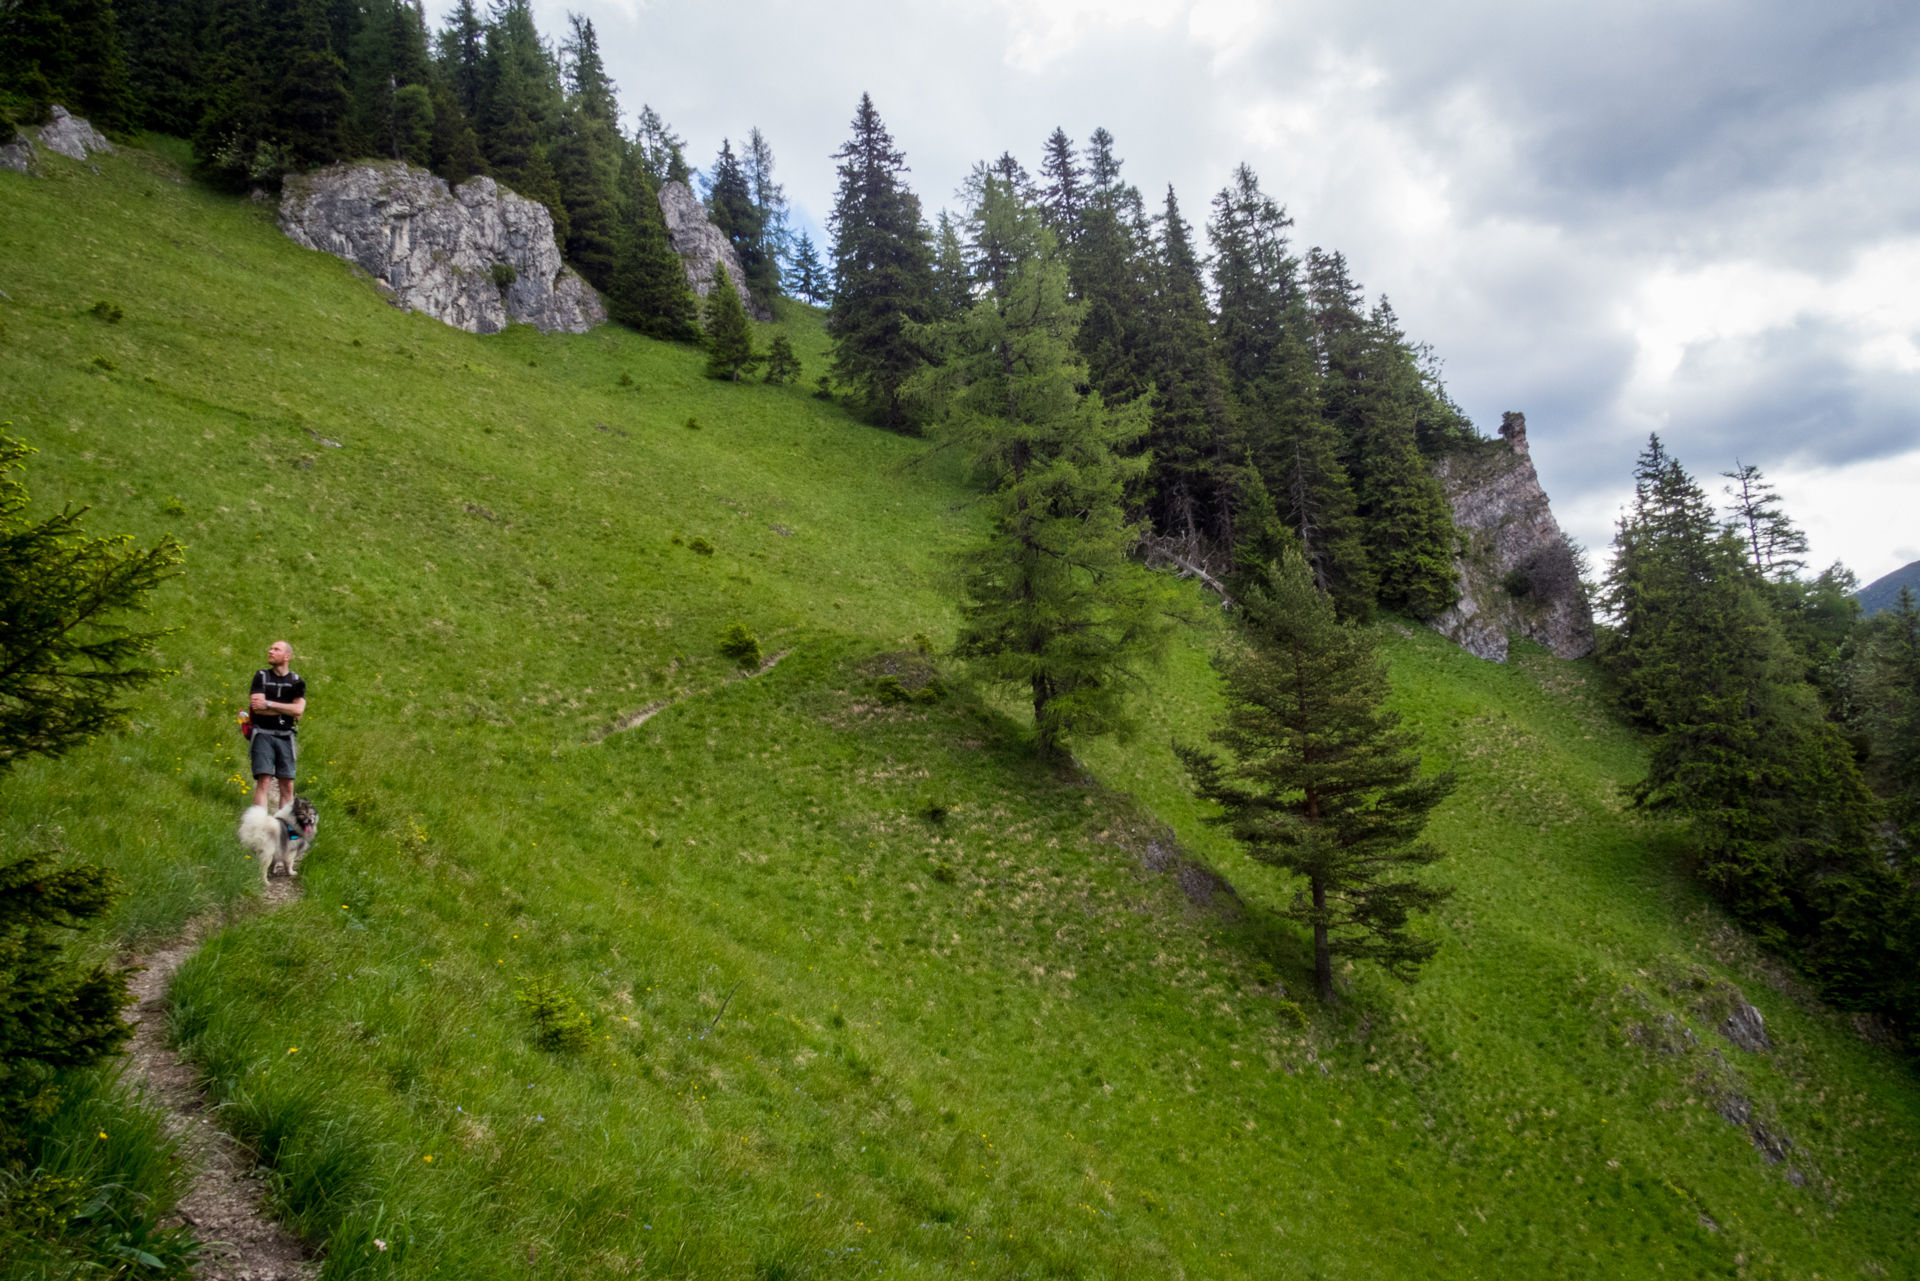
[237,805,281,863]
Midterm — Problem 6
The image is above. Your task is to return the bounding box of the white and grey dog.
[237,796,319,883]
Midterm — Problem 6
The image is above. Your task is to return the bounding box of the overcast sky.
[444,0,1920,584]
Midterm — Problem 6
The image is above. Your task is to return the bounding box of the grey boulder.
[656,180,772,321]
[278,161,604,335]
[2,104,115,173]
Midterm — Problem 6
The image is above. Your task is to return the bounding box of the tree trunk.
[1312,875,1334,1003]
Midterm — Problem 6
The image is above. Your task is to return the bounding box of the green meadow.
[2,137,1917,1280]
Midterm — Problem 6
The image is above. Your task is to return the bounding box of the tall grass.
[0,136,1916,1278]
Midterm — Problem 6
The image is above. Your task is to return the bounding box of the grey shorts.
[250,731,297,779]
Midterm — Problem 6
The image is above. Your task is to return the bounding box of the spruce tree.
[0,0,133,132]
[785,229,829,305]
[1036,126,1084,240]
[1178,549,1454,1002]
[0,431,179,1140]
[606,158,699,341]
[703,265,761,381]
[826,93,935,431]
[1142,184,1241,549]
[550,15,620,288]
[193,0,276,185]
[437,0,484,120]
[479,29,566,243]
[1602,436,1880,935]
[269,0,349,169]
[118,0,206,136]
[1069,127,1151,406]
[915,176,1184,757]
[764,332,801,385]
[1208,164,1295,388]
[929,210,970,321]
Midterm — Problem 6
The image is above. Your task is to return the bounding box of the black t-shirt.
[250,668,306,732]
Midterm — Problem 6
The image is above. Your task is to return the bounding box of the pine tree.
[268,0,349,169]
[1178,549,1454,1002]
[193,0,279,186]
[764,332,801,385]
[826,93,935,432]
[915,176,1185,757]
[606,158,699,341]
[785,229,829,305]
[427,77,484,182]
[1264,325,1377,619]
[703,265,761,382]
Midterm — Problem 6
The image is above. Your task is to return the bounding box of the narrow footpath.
[121,877,315,1281]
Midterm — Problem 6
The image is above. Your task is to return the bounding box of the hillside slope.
[1856,560,1920,617]
[2,138,1917,1280]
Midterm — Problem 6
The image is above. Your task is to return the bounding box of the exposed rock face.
[2,104,115,173]
[1428,412,1594,662]
[278,162,604,335]
[655,180,772,320]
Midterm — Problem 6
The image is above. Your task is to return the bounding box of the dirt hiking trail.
[121,874,316,1281]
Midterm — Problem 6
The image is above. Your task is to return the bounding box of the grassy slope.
[2,140,1917,1281]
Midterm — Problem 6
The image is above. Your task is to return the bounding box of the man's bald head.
[268,640,293,668]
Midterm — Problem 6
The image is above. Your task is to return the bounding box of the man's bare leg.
[254,773,275,808]
[276,776,295,811]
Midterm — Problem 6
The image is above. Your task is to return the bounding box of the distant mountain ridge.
[1856,559,1920,615]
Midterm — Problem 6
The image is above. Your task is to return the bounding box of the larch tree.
[1178,549,1454,1002]
[915,176,1185,757]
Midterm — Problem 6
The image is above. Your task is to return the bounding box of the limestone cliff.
[1,104,114,173]
[655,180,773,321]
[1428,412,1595,662]
[278,162,604,335]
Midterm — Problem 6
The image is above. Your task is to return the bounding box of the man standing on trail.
[249,640,306,809]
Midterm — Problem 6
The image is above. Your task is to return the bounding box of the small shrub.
[515,978,592,1053]
[351,338,362,347]
[687,537,714,556]
[717,623,761,667]
[685,416,701,430]
[912,632,933,655]
[931,862,957,884]
[617,372,633,387]
[89,301,123,323]
[813,375,832,400]
[875,675,909,705]
[490,262,516,288]
[159,496,185,517]
[763,333,801,386]
[1275,1000,1309,1031]
[918,795,950,823]
[91,356,115,372]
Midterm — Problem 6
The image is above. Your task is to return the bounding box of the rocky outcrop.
[278,162,604,335]
[1428,412,1594,662]
[656,180,772,320]
[2,104,115,173]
